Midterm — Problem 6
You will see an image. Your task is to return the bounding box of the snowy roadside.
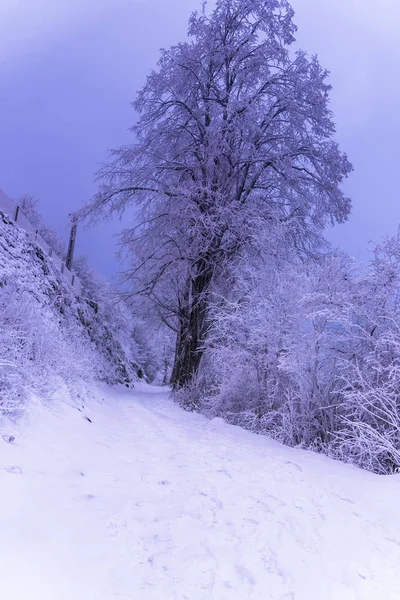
[0,383,400,600]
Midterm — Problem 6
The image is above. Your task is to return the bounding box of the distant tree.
[84,0,352,387]
[18,194,66,258]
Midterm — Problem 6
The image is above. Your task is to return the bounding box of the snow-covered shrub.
[330,235,400,473]
[335,327,400,474]
[0,279,96,413]
[275,254,356,448]
[191,236,400,474]
[202,254,341,445]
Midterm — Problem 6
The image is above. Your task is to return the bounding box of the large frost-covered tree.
[85,0,352,387]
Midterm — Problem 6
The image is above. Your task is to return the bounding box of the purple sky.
[1,0,400,277]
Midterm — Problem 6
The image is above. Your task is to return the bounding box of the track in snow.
[1,383,400,599]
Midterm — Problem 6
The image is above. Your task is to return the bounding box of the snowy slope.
[1,385,400,600]
[0,209,140,388]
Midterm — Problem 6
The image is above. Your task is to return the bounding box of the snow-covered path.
[1,384,400,600]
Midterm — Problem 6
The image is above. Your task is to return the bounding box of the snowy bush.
[184,239,400,475]
[202,254,343,445]
[0,279,96,413]
[331,235,400,474]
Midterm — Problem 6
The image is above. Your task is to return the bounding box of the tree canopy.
[85,0,352,387]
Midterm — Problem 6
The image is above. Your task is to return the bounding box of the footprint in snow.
[285,460,303,472]
[216,467,233,479]
[235,564,255,586]
[331,492,355,505]
[5,465,22,475]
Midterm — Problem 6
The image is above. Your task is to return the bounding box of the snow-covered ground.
[1,384,400,600]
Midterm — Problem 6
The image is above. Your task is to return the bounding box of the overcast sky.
[1,0,400,277]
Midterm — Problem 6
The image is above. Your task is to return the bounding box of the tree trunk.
[170,262,212,388]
